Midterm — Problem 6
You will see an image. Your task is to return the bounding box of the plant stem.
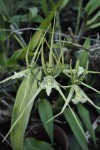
[77,21,86,42]
[75,0,83,35]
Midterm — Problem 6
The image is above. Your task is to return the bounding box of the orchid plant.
[0,20,100,150]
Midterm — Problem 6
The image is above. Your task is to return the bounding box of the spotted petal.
[40,75,58,96]
[71,85,87,104]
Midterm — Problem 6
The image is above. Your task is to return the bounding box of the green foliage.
[64,106,89,150]
[58,0,69,11]
[77,103,96,145]
[85,1,100,30]
[10,70,42,150]
[85,0,100,16]
[38,99,54,143]
[0,52,6,71]
[89,22,100,29]
[0,0,43,25]
[42,0,48,16]
[24,137,54,150]
[7,6,57,65]
[77,38,90,68]
[87,10,100,29]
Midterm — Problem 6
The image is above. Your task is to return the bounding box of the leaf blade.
[77,38,90,68]
[64,106,89,150]
[38,99,54,143]
[24,137,54,150]
[85,0,100,16]
[10,69,42,150]
[77,103,96,145]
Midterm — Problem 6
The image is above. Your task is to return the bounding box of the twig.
[2,88,14,102]
[0,28,98,42]
[1,99,12,107]
[0,132,12,147]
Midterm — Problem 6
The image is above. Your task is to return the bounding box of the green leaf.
[15,1,30,11]
[0,0,11,18]
[64,106,89,150]
[58,0,69,11]
[38,99,54,143]
[24,137,54,150]
[69,135,82,150]
[33,15,44,23]
[42,0,48,16]
[12,15,21,26]
[21,14,29,22]
[7,47,26,65]
[77,38,90,68]
[85,0,100,16]
[77,103,96,145]
[10,69,42,150]
[77,51,89,68]
[89,22,100,29]
[87,11,100,26]
[0,52,6,68]
[29,7,38,21]
[0,25,7,41]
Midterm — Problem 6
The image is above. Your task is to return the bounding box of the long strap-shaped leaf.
[3,70,42,150]
[64,106,89,150]
[77,103,96,146]
[38,99,54,143]
[11,73,33,150]
[3,78,42,145]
